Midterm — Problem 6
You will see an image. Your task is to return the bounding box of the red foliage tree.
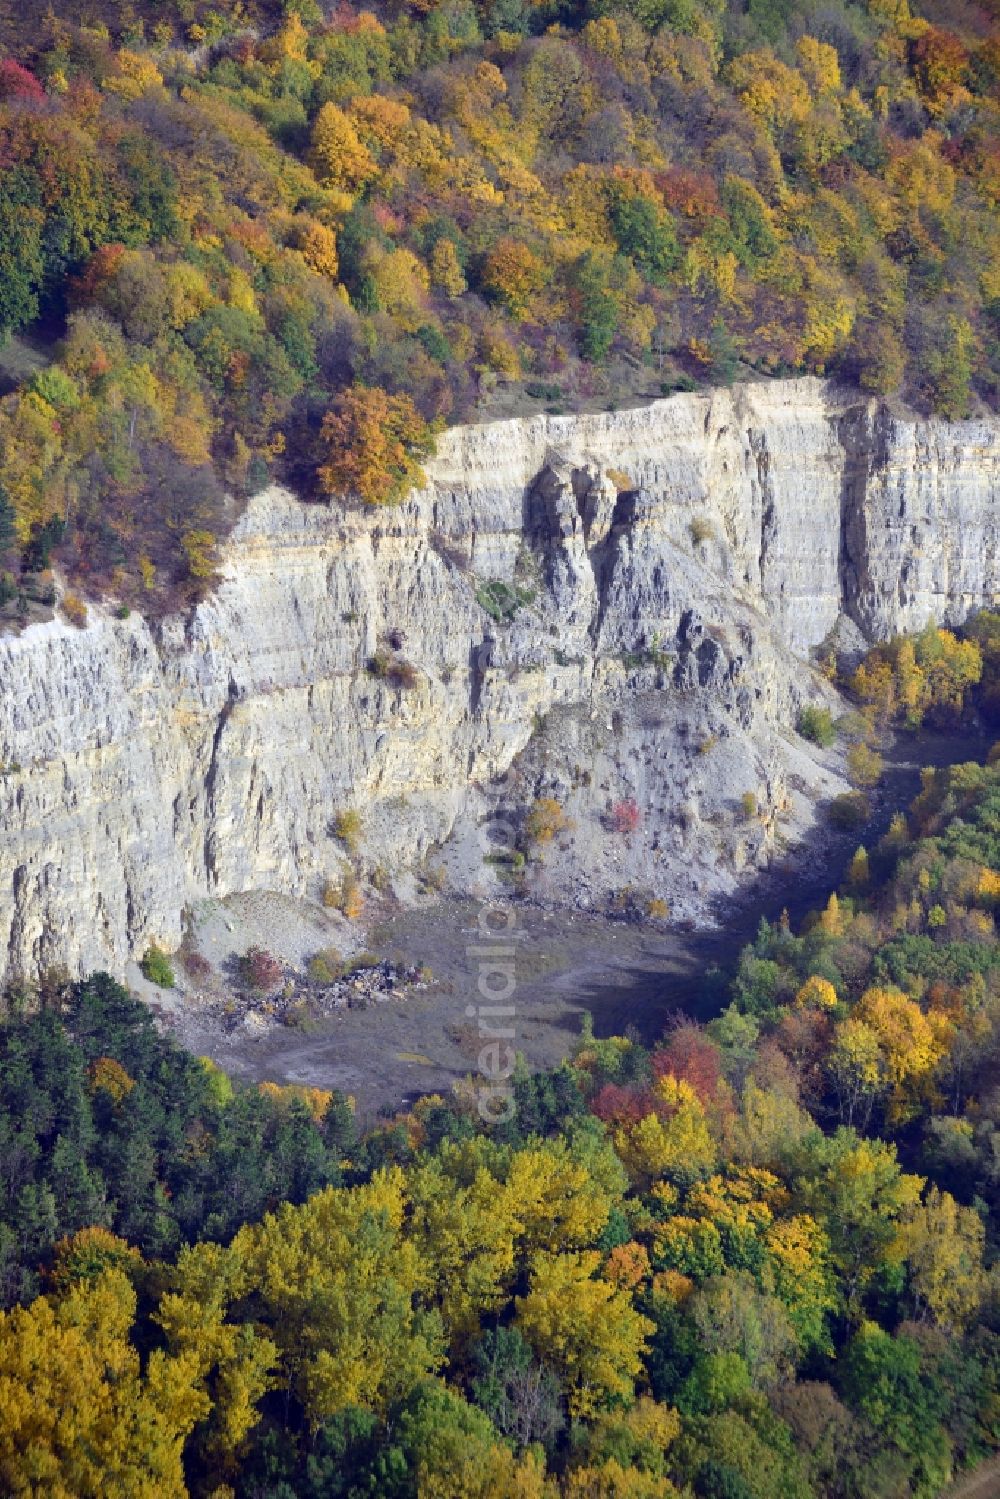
[655,167,721,223]
[590,1083,662,1125]
[237,946,283,993]
[610,798,642,836]
[773,1006,831,1103]
[910,27,969,115]
[0,61,45,104]
[70,244,127,307]
[652,1021,721,1104]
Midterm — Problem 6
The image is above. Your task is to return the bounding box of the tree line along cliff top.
[0,0,997,614]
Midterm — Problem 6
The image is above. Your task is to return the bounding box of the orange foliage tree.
[317,386,437,505]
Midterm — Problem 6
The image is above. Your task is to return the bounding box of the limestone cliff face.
[0,376,997,980]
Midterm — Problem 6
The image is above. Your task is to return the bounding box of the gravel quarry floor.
[165,729,991,1124]
[172,904,705,1129]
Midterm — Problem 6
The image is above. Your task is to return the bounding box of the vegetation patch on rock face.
[139,942,174,988]
[475,578,535,623]
[797,705,837,748]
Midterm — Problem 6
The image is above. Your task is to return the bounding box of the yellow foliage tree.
[854,984,950,1120]
[795,975,838,1010]
[614,1076,715,1185]
[503,1138,616,1254]
[796,36,842,94]
[368,246,430,331]
[481,237,548,320]
[87,1055,135,1101]
[891,1187,986,1329]
[817,892,844,937]
[729,1080,812,1167]
[725,51,811,133]
[0,1271,206,1499]
[294,218,339,281]
[516,1250,653,1416]
[430,238,467,297]
[349,94,412,148]
[766,1214,836,1353]
[407,1151,519,1343]
[846,845,870,891]
[103,49,164,101]
[256,1082,334,1123]
[828,1016,883,1128]
[222,1170,443,1425]
[563,1460,679,1496]
[310,103,378,195]
[156,1241,278,1470]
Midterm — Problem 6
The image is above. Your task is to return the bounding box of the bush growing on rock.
[610,798,642,837]
[387,658,419,691]
[181,949,212,981]
[608,886,663,923]
[524,797,570,847]
[236,946,283,993]
[367,652,419,690]
[308,948,343,985]
[324,870,364,920]
[333,809,362,857]
[797,705,837,748]
[140,944,174,989]
[475,579,534,624]
[60,593,88,629]
[419,861,447,894]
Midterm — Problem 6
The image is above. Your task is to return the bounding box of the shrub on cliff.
[524,797,570,848]
[610,798,642,837]
[308,948,343,985]
[235,946,283,993]
[140,944,174,988]
[333,809,362,858]
[797,706,837,748]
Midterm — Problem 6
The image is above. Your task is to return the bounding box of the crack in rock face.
[0,376,997,980]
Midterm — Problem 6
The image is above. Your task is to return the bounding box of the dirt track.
[944,1456,1000,1499]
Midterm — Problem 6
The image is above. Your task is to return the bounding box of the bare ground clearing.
[162,730,990,1121]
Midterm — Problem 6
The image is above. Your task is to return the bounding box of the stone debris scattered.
[179,959,432,1038]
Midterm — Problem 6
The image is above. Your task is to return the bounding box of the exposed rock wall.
[0,376,997,980]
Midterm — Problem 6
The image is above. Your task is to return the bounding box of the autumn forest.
[2,738,1000,1496]
[0,0,997,610]
[1,0,1000,1496]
